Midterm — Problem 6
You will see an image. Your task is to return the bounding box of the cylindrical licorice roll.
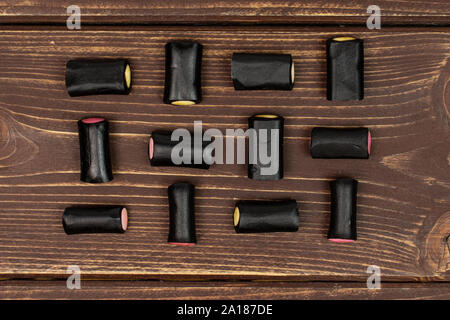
[231,53,294,90]
[168,183,196,246]
[328,178,358,243]
[65,59,131,97]
[78,117,113,183]
[326,37,363,101]
[149,130,212,169]
[248,114,284,180]
[62,206,128,235]
[164,41,202,105]
[310,127,371,159]
[234,200,299,233]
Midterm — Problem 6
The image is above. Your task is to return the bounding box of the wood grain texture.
[0,26,449,283]
[1,281,449,300]
[0,0,450,25]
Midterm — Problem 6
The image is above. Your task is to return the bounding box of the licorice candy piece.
[310,127,371,159]
[78,117,113,183]
[231,53,294,90]
[328,178,358,242]
[65,59,131,97]
[248,114,284,180]
[327,37,363,101]
[234,200,299,233]
[62,206,127,235]
[164,41,202,105]
[149,130,212,169]
[168,182,196,246]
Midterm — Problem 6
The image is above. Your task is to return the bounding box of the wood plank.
[1,1,450,25]
[0,280,449,300]
[0,26,448,281]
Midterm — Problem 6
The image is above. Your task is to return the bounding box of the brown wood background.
[0,1,449,300]
[1,0,450,24]
[1,281,449,300]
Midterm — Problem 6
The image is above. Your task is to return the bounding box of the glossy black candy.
[248,115,284,180]
[231,53,294,90]
[65,59,131,97]
[149,130,212,169]
[62,206,127,235]
[310,127,371,159]
[327,37,364,101]
[234,200,299,233]
[168,183,196,245]
[328,178,358,242]
[164,41,203,105]
[78,118,113,183]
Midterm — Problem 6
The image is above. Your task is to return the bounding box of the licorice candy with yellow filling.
[233,200,299,233]
[327,37,363,100]
[65,59,131,97]
[231,53,294,90]
[164,41,202,105]
[248,114,284,180]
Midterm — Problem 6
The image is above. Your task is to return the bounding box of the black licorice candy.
[168,182,196,246]
[327,37,363,101]
[78,117,113,183]
[231,53,294,90]
[248,114,284,180]
[164,41,202,105]
[65,59,131,97]
[149,131,212,169]
[62,206,127,235]
[328,178,358,243]
[310,127,371,159]
[233,200,299,233]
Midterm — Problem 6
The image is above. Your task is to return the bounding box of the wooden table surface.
[0,1,449,300]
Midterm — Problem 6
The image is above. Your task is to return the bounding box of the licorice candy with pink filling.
[168,183,196,246]
[310,127,371,159]
[78,117,113,183]
[62,206,128,235]
[328,178,358,243]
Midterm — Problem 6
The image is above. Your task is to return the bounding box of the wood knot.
[0,111,38,169]
[431,57,450,127]
[421,211,450,276]
[0,114,13,154]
